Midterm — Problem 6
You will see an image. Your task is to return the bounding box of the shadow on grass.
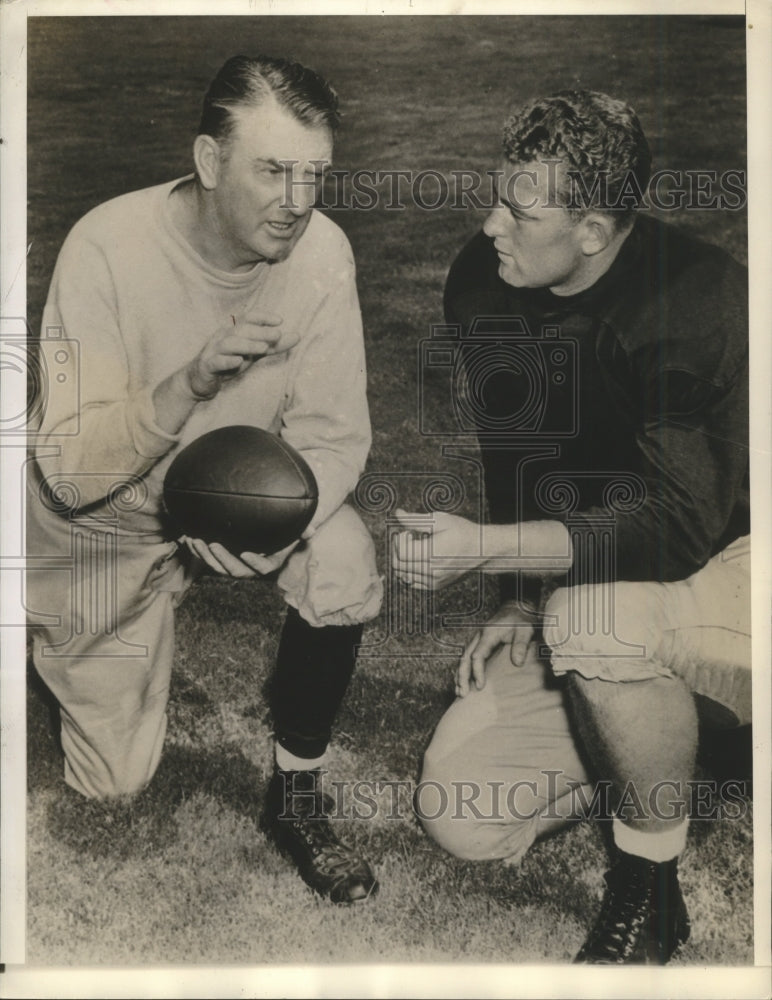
[28,646,271,861]
[337,669,454,777]
[362,817,605,942]
[43,742,268,862]
[27,658,64,793]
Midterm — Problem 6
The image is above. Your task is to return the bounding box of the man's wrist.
[152,366,216,437]
[185,365,218,402]
[481,521,572,574]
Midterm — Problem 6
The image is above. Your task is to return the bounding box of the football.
[162,425,318,555]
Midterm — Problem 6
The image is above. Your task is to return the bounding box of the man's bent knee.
[277,503,383,627]
[543,583,671,683]
[60,696,167,799]
[417,751,538,864]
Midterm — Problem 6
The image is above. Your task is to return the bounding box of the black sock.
[271,607,363,761]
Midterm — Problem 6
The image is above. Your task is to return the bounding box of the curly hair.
[502,91,652,229]
[198,55,340,146]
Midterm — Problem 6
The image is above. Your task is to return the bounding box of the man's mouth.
[266,220,296,236]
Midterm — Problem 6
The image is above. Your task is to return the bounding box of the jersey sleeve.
[278,247,371,534]
[32,226,181,509]
[567,256,749,583]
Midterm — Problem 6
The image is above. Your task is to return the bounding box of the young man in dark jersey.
[393,90,750,963]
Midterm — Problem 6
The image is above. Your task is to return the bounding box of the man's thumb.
[510,631,533,667]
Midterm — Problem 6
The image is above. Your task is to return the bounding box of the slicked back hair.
[198,54,340,149]
[502,90,652,230]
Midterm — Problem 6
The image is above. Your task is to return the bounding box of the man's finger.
[392,530,417,564]
[239,322,299,355]
[189,538,228,575]
[220,333,281,357]
[208,542,256,578]
[468,624,517,685]
[210,355,256,380]
[264,329,300,354]
[456,634,479,697]
[241,311,283,327]
[395,568,435,589]
[178,534,196,555]
[393,553,431,582]
[240,552,275,575]
[396,534,431,565]
[472,627,505,662]
[510,624,535,667]
[395,566,432,587]
[392,541,432,582]
[470,648,487,691]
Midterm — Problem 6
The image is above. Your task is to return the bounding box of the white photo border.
[1,1,769,997]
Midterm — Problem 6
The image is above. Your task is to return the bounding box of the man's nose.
[289,183,316,215]
[281,174,318,215]
[483,206,506,237]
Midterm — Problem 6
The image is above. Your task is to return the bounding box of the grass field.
[24,12,753,973]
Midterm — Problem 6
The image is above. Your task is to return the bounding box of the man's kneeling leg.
[543,581,703,964]
[419,643,593,865]
[29,544,183,800]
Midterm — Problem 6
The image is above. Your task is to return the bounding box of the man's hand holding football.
[181,536,299,578]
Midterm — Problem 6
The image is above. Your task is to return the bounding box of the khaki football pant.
[420,536,751,863]
[28,504,382,799]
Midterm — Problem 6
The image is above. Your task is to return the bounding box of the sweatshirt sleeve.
[33,228,180,508]
[278,249,371,534]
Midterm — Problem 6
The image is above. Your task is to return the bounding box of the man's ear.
[193,134,223,191]
[578,212,618,257]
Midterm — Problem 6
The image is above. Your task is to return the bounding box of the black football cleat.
[261,768,379,905]
[574,851,690,964]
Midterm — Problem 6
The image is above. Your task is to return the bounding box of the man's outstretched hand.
[391,508,485,591]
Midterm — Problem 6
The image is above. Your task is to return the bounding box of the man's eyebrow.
[256,157,332,174]
[500,194,534,216]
